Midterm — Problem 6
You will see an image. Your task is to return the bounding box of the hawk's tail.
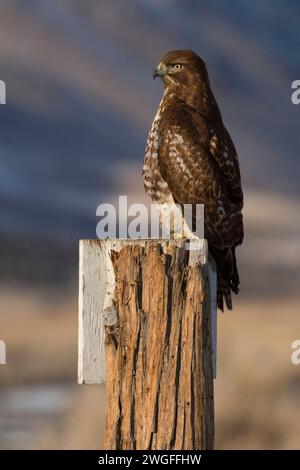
[209,246,240,311]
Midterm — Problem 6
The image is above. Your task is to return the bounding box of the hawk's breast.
[143,94,174,204]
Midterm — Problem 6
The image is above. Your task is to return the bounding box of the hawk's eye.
[173,64,183,71]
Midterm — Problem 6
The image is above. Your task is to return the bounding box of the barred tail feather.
[209,246,240,311]
[217,276,232,311]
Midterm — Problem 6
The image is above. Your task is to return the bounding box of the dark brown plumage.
[143,50,244,310]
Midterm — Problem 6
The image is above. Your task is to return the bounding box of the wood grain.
[104,241,214,450]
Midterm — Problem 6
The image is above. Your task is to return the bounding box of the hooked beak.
[153,63,167,79]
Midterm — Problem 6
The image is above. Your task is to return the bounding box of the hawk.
[143,50,244,310]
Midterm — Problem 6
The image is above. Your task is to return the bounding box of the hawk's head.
[153,50,208,89]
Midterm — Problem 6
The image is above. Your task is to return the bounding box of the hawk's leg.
[155,201,198,240]
[182,218,199,240]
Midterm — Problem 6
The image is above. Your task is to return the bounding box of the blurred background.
[0,0,300,449]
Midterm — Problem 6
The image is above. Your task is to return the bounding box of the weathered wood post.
[78,239,216,450]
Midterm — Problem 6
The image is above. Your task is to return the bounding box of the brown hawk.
[143,50,244,310]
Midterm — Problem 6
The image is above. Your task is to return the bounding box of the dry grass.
[215,299,300,449]
[0,286,77,386]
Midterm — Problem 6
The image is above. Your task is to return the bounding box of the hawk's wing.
[186,102,243,208]
[158,102,243,208]
[206,119,243,209]
[157,101,243,247]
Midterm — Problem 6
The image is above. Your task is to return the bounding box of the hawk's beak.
[153,63,166,79]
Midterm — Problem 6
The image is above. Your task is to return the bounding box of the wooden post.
[0,340,6,365]
[78,239,216,450]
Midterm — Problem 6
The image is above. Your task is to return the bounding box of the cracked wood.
[104,242,214,450]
